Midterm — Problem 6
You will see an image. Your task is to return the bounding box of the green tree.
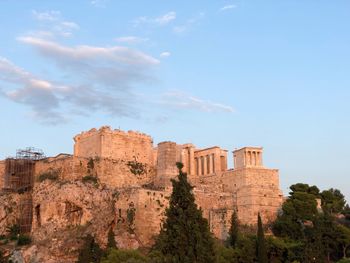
[107,227,117,249]
[336,224,350,259]
[257,213,268,263]
[321,188,346,215]
[77,234,103,263]
[153,162,216,263]
[101,249,147,263]
[228,210,239,248]
[272,183,319,239]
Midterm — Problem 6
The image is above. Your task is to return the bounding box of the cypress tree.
[107,227,117,249]
[228,209,239,248]
[257,213,268,263]
[154,162,216,263]
[77,234,103,263]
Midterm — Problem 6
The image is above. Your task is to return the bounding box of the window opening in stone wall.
[35,204,41,227]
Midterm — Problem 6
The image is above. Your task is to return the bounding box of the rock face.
[0,192,19,236]
[29,180,115,262]
[0,126,284,262]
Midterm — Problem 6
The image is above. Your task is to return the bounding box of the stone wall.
[74,126,155,166]
[200,167,283,224]
[114,187,237,248]
[35,155,75,182]
[35,155,156,189]
[155,142,178,187]
[0,160,5,189]
[114,188,171,248]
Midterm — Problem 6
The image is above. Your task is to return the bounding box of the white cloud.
[60,21,80,30]
[90,0,108,7]
[160,91,234,113]
[173,12,205,34]
[18,37,159,66]
[133,11,176,27]
[32,10,61,21]
[31,10,79,38]
[115,36,149,44]
[155,11,176,25]
[0,36,161,124]
[160,51,171,58]
[220,4,237,11]
[0,56,147,124]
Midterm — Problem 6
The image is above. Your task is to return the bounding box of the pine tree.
[257,213,268,263]
[77,234,103,263]
[107,227,117,249]
[153,162,216,263]
[228,210,239,248]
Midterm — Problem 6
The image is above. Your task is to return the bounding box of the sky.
[0,0,349,202]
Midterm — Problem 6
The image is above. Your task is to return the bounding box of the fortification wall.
[35,156,75,182]
[196,167,282,224]
[0,161,5,189]
[74,127,154,166]
[35,155,156,188]
[115,187,237,247]
[155,142,178,187]
[74,128,102,158]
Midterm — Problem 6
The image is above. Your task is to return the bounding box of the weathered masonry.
[0,126,283,245]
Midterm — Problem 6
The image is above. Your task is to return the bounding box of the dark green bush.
[17,234,31,246]
[38,169,60,182]
[6,224,20,240]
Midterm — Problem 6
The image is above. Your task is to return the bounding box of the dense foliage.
[107,228,117,250]
[257,213,268,263]
[76,178,350,263]
[77,234,103,263]
[152,162,216,263]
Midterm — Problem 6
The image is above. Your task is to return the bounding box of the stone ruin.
[0,125,284,248]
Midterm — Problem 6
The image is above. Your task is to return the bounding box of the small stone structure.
[0,126,284,246]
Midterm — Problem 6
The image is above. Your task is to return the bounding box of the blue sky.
[0,0,349,201]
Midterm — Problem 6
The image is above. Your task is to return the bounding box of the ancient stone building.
[0,126,283,249]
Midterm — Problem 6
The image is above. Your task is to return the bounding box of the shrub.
[127,160,146,176]
[17,234,31,246]
[77,234,103,263]
[6,224,20,240]
[82,175,99,186]
[101,249,147,263]
[38,169,60,182]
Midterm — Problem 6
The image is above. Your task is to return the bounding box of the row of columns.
[195,154,215,176]
[245,151,261,166]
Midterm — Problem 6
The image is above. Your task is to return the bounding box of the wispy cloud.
[0,57,65,123]
[133,11,176,27]
[173,12,205,34]
[220,4,237,11]
[32,10,61,21]
[31,10,79,38]
[115,36,149,44]
[90,0,109,8]
[0,36,161,124]
[160,91,234,113]
[160,51,171,58]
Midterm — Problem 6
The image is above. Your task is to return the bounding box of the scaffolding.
[19,192,33,233]
[3,147,45,233]
[3,147,45,192]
